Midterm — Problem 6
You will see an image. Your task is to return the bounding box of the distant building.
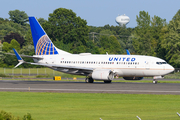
[115,14,130,26]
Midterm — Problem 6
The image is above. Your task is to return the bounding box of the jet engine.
[123,77,144,80]
[92,70,114,80]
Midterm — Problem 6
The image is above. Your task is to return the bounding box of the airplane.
[13,16,174,84]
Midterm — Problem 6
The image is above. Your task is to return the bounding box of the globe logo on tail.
[36,35,58,55]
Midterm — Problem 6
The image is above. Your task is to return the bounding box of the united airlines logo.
[36,35,58,55]
[109,57,136,61]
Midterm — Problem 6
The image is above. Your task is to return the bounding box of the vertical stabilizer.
[29,17,70,55]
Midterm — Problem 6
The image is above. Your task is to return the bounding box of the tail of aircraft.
[29,17,70,55]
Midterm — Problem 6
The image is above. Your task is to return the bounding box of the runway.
[0,80,180,95]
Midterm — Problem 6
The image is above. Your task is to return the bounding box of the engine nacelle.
[123,77,144,80]
[92,70,114,80]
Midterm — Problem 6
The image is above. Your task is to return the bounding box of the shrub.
[0,110,19,120]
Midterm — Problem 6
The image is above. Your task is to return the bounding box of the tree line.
[0,8,180,68]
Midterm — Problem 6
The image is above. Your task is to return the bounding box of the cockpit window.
[156,62,167,65]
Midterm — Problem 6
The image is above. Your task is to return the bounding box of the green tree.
[109,35,122,54]
[0,110,19,120]
[132,11,151,55]
[3,33,25,47]
[23,113,33,120]
[86,40,100,54]
[132,11,166,56]
[161,9,180,67]
[38,18,47,25]
[0,22,18,36]
[2,39,20,52]
[0,21,27,37]
[10,39,20,51]
[99,34,122,54]
[0,18,9,24]
[24,29,33,45]
[89,24,134,53]
[2,42,11,52]
[42,8,89,53]
[151,16,167,59]
[9,9,28,26]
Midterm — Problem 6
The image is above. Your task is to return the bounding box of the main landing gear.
[104,80,112,83]
[152,76,163,84]
[85,77,112,83]
[85,77,94,83]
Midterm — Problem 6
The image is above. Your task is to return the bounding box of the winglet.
[13,49,22,60]
[13,48,24,68]
[126,49,131,55]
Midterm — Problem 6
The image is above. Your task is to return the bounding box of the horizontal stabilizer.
[14,61,24,68]
[4,52,43,59]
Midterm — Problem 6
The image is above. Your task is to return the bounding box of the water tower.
[115,14,130,26]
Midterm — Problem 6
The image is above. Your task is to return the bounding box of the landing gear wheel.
[153,80,157,84]
[85,77,94,83]
[85,78,88,83]
[104,80,112,83]
[88,77,94,83]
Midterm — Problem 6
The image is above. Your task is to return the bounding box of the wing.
[13,49,93,75]
[31,62,94,75]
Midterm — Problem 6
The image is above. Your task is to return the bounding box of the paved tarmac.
[0,80,180,95]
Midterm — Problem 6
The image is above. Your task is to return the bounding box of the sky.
[1,0,180,28]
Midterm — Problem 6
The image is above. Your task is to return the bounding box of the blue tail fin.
[29,17,58,55]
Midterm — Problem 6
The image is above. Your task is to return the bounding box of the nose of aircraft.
[168,64,175,73]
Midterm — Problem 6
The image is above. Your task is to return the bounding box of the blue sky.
[1,0,180,28]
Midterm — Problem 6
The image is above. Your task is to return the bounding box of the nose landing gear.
[153,76,164,84]
[153,80,158,84]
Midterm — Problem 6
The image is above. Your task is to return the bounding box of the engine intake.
[92,70,114,80]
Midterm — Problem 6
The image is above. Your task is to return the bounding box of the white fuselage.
[33,54,174,77]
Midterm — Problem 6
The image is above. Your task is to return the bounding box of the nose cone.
[168,64,175,73]
[162,64,174,76]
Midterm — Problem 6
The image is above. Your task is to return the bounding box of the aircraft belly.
[116,68,167,77]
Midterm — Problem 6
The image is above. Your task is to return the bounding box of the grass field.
[0,92,180,120]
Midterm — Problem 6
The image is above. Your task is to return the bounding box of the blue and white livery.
[13,17,174,84]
